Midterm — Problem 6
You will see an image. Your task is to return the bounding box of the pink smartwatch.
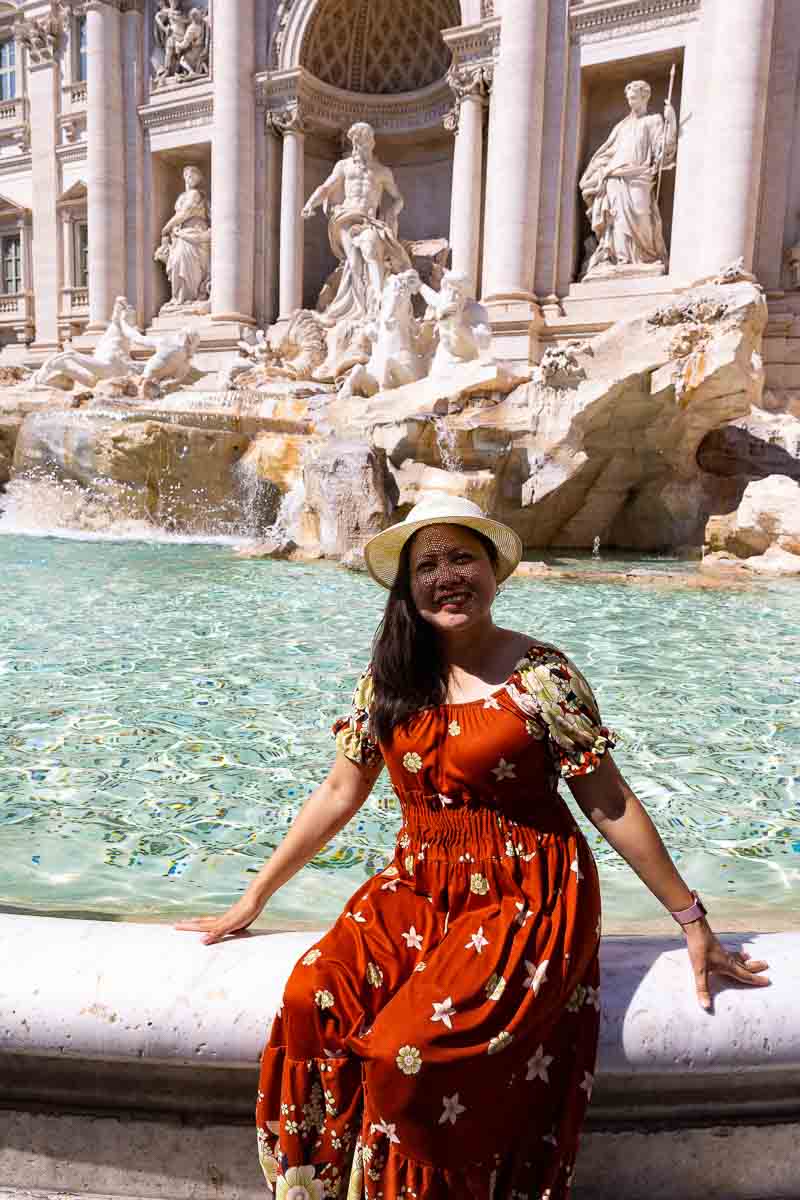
[670,890,707,926]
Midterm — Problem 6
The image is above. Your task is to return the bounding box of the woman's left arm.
[567,753,770,1009]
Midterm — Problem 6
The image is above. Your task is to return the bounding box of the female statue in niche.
[579,78,677,280]
[154,164,212,313]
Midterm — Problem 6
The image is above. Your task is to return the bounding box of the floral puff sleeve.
[331,666,383,768]
[514,645,617,778]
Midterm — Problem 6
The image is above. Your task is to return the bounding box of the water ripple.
[1,535,799,929]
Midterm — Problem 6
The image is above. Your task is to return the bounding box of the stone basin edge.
[1,916,799,1126]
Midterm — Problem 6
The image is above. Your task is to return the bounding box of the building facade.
[0,0,795,386]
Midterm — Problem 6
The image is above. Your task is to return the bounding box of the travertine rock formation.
[12,412,250,533]
[327,278,768,552]
[302,441,393,558]
[705,475,800,558]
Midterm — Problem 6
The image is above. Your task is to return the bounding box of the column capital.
[15,2,69,65]
[266,102,306,137]
[444,62,492,133]
[448,61,493,102]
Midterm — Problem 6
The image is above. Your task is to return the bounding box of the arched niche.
[264,0,466,307]
[272,0,461,75]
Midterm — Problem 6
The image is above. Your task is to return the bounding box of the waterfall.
[269,479,306,547]
[433,415,463,473]
[232,455,281,536]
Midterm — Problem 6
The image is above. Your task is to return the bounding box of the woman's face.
[408,524,497,635]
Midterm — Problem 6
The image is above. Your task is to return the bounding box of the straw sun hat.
[363,494,523,590]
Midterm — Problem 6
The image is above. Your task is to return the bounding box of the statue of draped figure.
[154,164,212,313]
[579,79,677,280]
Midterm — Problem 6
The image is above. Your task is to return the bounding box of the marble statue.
[32,297,139,390]
[154,165,211,313]
[222,313,330,390]
[218,330,271,391]
[302,122,411,323]
[32,295,200,399]
[138,327,201,400]
[341,269,427,398]
[154,1,210,87]
[419,270,493,376]
[579,79,677,280]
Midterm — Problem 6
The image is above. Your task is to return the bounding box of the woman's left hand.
[684,919,770,1010]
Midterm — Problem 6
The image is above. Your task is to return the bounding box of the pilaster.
[20,7,64,352]
[694,0,776,277]
[85,0,126,330]
[480,0,548,361]
[210,0,256,326]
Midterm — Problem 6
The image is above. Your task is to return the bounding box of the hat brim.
[363,515,523,590]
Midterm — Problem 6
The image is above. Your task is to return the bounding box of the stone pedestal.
[86,0,126,331]
[211,0,256,325]
[28,61,60,352]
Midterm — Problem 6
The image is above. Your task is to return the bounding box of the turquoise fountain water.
[1,532,799,931]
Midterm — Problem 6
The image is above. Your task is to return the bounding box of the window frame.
[75,14,87,83]
[74,221,89,290]
[0,37,16,102]
[1,231,22,295]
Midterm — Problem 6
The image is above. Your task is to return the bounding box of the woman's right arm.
[175,752,382,945]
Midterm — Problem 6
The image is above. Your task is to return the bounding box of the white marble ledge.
[1,917,798,1120]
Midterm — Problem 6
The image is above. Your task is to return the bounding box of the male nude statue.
[302,122,411,321]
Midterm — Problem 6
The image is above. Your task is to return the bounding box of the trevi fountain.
[1,6,800,1199]
[0,0,798,940]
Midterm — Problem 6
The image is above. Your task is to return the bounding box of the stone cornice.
[56,140,88,165]
[569,0,701,43]
[257,65,454,137]
[138,93,213,132]
[441,17,500,71]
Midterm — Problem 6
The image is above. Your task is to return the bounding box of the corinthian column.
[269,105,306,319]
[85,0,126,330]
[694,0,775,276]
[481,0,548,305]
[211,0,256,323]
[446,64,490,297]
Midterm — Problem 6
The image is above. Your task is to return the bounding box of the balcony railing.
[62,81,87,111]
[60,286,89,315]
[0,97,27,127]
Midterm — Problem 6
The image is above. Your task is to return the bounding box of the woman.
[178,495,769,1199]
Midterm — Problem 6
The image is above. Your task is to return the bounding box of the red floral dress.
[256,642,616,1200]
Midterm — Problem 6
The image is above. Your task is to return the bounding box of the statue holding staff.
[579,77,677,279]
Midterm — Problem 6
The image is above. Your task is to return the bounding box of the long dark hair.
[370,527,500,744]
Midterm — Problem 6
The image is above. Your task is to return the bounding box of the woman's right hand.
[174,891,266,945]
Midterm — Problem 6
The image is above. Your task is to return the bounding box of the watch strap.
[670,890,707,926]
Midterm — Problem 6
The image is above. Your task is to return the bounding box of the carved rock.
[0,366,30,388]
[303,441,393,558]
[0,414,23,488]
[12,412,250,534]
[697,407,800,481]
[705,475,800,559]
